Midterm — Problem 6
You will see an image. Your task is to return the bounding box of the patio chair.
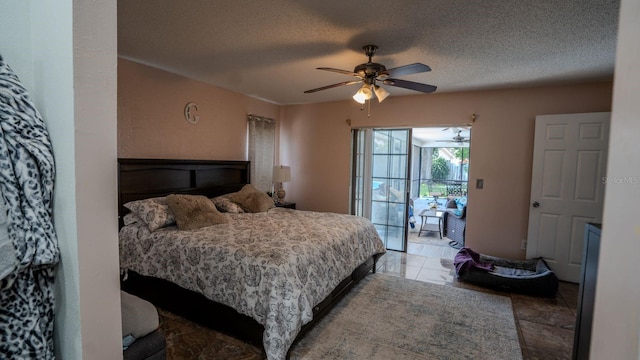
[443,197,466,248]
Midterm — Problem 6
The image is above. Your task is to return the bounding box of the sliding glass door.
[351,128,411,251]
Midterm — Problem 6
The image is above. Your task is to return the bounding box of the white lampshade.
[373,85,390,102]
[352,85,373,104]
[272,165,291,183]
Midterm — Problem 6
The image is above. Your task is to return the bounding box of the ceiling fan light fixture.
[352,91,366,104]
[304,45,436,106]
[373,85,390,103]
[352,85,373,104]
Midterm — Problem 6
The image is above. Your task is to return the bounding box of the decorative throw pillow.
[123,197,175,231]
[455,197,467,209]
[211,196,245,214]
[122,213,143,226]
[228,184,275,213]
[166,194,228,230]
[445,199,457,209]
[453,197,467,217]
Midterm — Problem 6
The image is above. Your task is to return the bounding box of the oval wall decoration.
[184,102,200,124]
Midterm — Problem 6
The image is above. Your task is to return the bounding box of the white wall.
[0,1,121,359]
[72,0,121,357]
[0,2,34,91]
[591,0,640,358]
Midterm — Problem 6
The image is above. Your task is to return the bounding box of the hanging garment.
[0,54,59,359]
[0,195,16,281]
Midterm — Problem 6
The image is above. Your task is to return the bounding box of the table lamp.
[272,165,291,205]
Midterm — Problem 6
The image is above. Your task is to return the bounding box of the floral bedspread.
[119,207,386,360]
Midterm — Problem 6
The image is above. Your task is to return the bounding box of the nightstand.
[275,202,296,209]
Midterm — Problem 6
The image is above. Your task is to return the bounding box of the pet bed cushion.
[121,290,159,339]
[123,330,166,360]
[454,247,559,297]
[121,291,166,360]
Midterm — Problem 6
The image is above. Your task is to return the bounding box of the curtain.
[247,115,275,192]
[0,54,58,359]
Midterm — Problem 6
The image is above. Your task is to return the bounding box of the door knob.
[532,201,540,208]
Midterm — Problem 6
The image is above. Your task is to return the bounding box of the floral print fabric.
[123,197,176,231]
[119,207,385,360]
[212,196,245,214]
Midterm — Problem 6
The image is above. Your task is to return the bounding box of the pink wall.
[118,58,281,160]
[281,83,613,258]
[117,58,612,259]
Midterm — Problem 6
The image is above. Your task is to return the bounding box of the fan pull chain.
[360,100,371,117]
[359,99,372,117]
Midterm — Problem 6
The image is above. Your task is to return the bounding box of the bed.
[117,158,386,360]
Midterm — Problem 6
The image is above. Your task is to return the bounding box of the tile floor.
[157,225,578,359]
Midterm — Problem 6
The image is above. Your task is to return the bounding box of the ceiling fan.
[442,125,472,132]
[303,45,437,104]
[437,130,470,143]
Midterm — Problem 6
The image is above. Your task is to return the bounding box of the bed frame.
[118,158,381,355]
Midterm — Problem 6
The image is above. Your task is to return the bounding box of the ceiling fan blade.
[384,78,437,93]
[385,63,431,77]
[436,139,469,143]
[317,67,360,77]
[304,80,361,94]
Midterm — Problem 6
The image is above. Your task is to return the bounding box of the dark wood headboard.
[118,158,250,224]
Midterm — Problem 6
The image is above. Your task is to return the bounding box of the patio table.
[418,208,444,238]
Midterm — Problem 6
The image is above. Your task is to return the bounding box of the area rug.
[289,273,522,360]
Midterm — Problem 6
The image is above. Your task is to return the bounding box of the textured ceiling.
[118,0,619,105]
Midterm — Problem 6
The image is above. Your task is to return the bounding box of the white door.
[526,112,610,282]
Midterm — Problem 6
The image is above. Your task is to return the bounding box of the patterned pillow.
[228,184,275,213]
[166,194,228,230]
[211,196,245,214]
[122,213,143,226]
[123,197,175,231]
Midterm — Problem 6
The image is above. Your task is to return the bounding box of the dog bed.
[121,291,166,360]
[454,247,559,297]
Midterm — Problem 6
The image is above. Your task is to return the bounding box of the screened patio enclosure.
[410,146,469,201]
[351,127,471,252]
